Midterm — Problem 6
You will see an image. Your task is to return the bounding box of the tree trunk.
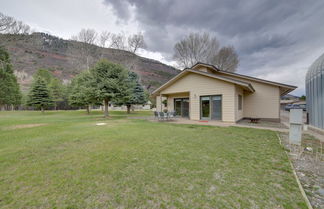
[127,104,131,114]
[0,104,4,111]
[41,106,44,113]
[104,99,109,117]
[86,105,90,114]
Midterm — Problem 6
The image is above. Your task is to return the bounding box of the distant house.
[152,63,296,122]
[281,94,300,101]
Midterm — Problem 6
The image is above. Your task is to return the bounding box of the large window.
[174,98,189,117]
[200,95,222,120]
[238,95,242,110]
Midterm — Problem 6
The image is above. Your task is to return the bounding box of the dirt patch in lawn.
[280,133,324,209]
[4,123,47,130]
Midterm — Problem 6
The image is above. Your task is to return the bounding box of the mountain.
[0,33,180,92]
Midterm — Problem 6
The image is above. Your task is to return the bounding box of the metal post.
[289,109,303,145]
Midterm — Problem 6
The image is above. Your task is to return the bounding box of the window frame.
[238,94,243,111]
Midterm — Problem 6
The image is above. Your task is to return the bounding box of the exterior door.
[201,96,210,120]
[200,95,222,120]
[175,99,182,116]
[211,95,222,120]
[182,98,189,117]
[174,98,190,117]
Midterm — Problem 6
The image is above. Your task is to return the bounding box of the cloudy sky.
[2,0,324,95]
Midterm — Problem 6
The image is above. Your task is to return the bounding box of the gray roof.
[306,52,324,129]
[306,53,324,82]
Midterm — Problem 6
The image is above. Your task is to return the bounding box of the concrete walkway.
[166,118,290,132]
[131,113,323,142]
[153,117,324,142]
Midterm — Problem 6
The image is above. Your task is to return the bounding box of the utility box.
[289,109,303,145]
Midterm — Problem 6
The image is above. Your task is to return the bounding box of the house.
[152,63,297,122]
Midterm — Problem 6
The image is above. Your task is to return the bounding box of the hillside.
[0,33,180,92]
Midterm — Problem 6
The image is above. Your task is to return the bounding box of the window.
[238,95,242,110]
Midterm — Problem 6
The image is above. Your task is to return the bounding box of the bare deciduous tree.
[174,32,239,72]
[0,12,15,32]
[71,28,99,69]
[128,33,146,53]
[99,31,111,48]
[211,46,239,72]
[0,12,31,34]
[173,32,220,68]
[73,28,97,45]
[110,33,126,50]
[10,21,31,34]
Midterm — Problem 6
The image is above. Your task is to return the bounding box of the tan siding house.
[152,63,296,122]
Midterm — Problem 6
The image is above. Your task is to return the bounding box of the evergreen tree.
[69,71,98,114]
[0,47,21,110]
[49,78,64,110]
[33,68,53,83]
[91,60,129,117]
[27,76,53,112]
[33,68,68,110]
[114,72,147,113]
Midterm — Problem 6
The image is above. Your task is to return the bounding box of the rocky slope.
[0,33,180,92]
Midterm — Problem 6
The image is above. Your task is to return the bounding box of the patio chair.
[168,111,176,120]
[159,112,168,120]
[154,111,158,119]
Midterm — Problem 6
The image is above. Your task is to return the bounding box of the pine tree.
[114,71,147,113]
[132,81,147,105]
[0,47,21,110]
[49,78,63,110]
[33,68,53,83]
[69,70,97,114]
[27,76,53,112]
[91,60,129,117]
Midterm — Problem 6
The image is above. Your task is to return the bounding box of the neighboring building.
[280,94,302,110]
[281,94,300,100]
[306,53,324,130]
[152,63,296,122]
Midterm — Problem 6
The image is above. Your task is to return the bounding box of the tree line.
[1,11,240,72]
[71,29,240,72]
[71,29,146,53]
[0,12,31,34]
[0,46,148,116]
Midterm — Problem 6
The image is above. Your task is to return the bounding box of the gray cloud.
[104,0,324,95]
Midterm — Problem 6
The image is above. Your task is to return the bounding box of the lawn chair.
[168,111,176,120]
[154,111,158,119]
[159,112,168,120]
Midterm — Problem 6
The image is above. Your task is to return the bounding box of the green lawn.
[0,111,307,208]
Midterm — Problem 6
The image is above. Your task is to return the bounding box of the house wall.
[159,73,236,122]
[166,93,190,112]
[235,86,244,121]
[220,74,281,120]
[156,96,163,112]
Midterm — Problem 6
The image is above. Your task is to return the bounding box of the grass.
[0,110,307,208]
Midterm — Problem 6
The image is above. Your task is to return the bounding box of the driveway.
[281,110,324,142]
[280,110,307,124]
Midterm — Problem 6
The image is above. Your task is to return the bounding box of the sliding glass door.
[201,96,210,120]
[174,98,189,117]
[200,95,222,120]
[211,95,222,120]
